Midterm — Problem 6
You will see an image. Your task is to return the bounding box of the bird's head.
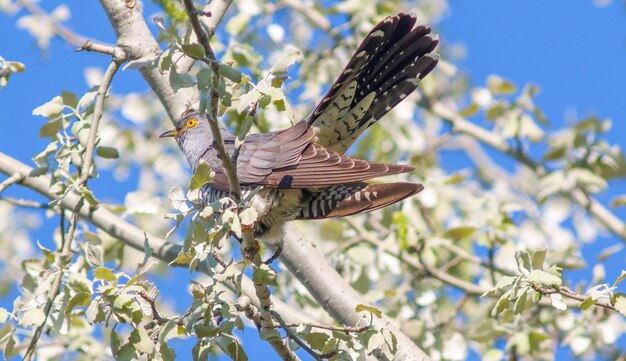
[160,111,213,169]
[159,111,211,142]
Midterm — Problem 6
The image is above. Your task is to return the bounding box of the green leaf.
[219,63,242,83]
[614,270,626,288]
[86,244,104,267]
[259,327,281,341]
[543,145,566,161]
[494,276,517,291]
[355,304,382,318]
[61,90,79,108]
[531,249,547,270]
[487,75,517,95]
[270,45,302,75]
[458,103,478,117]
[491,290,511,316]
[482,349,505,361]
[238,207,258,227]
[0,307,8,323]
[86,300,105,323]
[3,328,17,359]
[129,327,155,354]
[169,64,194,91]
[515,250,532,275]
[303,332,329,351]
[514,289,528,314]
[189,160,214,191]
[194,324,220,338]
[197,68,213,91]
[611,195,626,208]
[182,43,205,58]
[79,187,99,207]
[160,341,176,361]
[33,95,64,118]
[571,168,607,193]
[226,12,251,35]
[549,293,567,310]
[65,292,91,313]
[94,266,117,282]
[39,117,61,138]
[168,252,193,266]
[96,146,120,159]
[252,264,277,287]
[612,293,626,317]
[20,307,45,326]
[527,269,562,287]
[37,240,55,263]
[579,296,595,311]
[443,226,476,241]
[216,336,248,361]
[486,103,506,120]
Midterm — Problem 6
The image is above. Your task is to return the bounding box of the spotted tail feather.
[307,13,438,154]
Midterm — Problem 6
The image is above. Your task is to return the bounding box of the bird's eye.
[186,118,198,128]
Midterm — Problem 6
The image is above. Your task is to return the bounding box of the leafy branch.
[23,58,123,361]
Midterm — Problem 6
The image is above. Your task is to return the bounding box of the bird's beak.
[159,129,179,138]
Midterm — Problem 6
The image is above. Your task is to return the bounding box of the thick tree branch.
[95,2,430,358]
[99,0,198,122]
[280,225,432,361]
[0,153,312,328]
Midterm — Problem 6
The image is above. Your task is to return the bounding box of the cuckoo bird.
[161,13,438,238]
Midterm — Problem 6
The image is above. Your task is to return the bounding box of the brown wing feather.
[265,143,414,188]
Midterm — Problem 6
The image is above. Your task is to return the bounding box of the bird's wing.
[231,121,413,189]
[307,13,438,153]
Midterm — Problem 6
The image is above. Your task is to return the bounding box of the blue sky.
[1,1,625,360]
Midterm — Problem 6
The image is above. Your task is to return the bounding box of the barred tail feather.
[297,182,423,219]
[308,13,438,153]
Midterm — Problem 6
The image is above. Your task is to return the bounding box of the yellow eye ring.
[186,117,198,128]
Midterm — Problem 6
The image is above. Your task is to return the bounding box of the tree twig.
[531,284,617,312]
[181,0,241,202]
[272,310,326,361]
[23,59,121,361]
[426,100,626,242]
[0,172,24,192]
[0,196,48,209]
[0,152,314,328]
[17,0,117,56]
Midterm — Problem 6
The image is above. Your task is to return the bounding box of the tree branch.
[279,225,432,361]
[99,0,198,122]
[16,0,117,56]
[532,284,618,312]
[96,2,429,358]
[23,58,121,361]
[0,172,24,192]
[0,152,313,328]
[178,4,292,356]
[181,0,241,202]
[427,100,626,242]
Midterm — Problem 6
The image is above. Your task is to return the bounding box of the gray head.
[159,111,214,169]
